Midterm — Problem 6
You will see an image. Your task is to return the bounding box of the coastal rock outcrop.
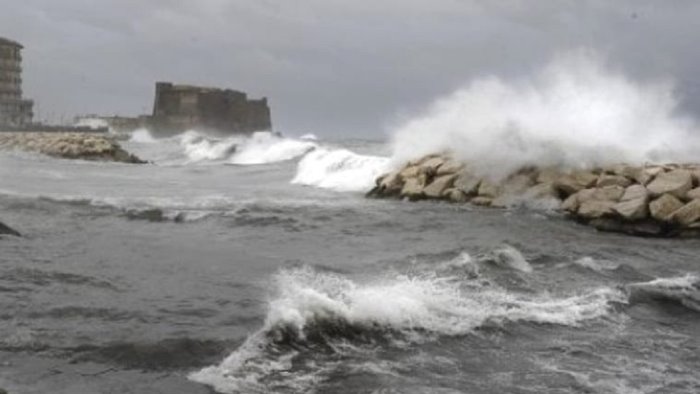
[367,154,700,237]
[0,132,145,163]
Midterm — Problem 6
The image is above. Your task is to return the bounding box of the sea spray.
[128,128,158,144]
[390,50,700,180]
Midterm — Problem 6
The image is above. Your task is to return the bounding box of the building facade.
[150,82,272,134]
[0,37,33,127]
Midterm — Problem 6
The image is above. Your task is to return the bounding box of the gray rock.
[442,188,468,203]
[686,187,700,200]
[577,200,616,219]
[613,197,649,220]
[592,185,625,202]
[523,182,560,201]
[453,170,481,195]
[400,177,425,200]
[620,184,649,201]
[596,174,632,188]
[470,196,493,206]
[436,159,464,176]
[649,194,684,222]
[554,172,596,196]
[671,199,700,226]
[423,174,457,198]
[646,169,693,198]
[478,179,500,198]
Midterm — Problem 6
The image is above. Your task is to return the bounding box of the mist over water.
[391,50,700,179]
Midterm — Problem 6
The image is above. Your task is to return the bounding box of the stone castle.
[0,37,33,127]
[150,82,272,134]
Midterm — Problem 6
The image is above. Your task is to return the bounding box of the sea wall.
[367,154,700,237]
[0,132,144,163]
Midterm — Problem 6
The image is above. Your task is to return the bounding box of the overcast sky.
[1,0,699,137]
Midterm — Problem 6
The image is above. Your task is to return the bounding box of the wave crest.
[291,148,389,192]
[190,265,625,393]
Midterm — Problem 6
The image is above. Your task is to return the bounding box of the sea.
[0,129,699,394]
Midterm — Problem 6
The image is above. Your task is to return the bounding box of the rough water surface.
[1,133,699,394]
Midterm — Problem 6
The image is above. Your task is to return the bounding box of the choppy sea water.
[1,131,699,394]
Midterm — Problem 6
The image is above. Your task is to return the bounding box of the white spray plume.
[390,50,700,180]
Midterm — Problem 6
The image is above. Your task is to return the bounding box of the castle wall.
[150,82,272,134]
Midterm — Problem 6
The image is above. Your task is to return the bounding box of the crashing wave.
[390,50,699,180]
[128,129,158,144]
[229,132,317,165]
[291,148,390,192]
[190,265,625,393]
[179,131,241,163]
[626,274,700,312]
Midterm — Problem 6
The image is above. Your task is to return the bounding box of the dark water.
[1,133,699,394]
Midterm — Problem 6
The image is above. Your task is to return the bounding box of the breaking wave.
[128,128,158,144]
[179,131,240,163]
[126,130,319,166]
[390,50,700,179]
[190,265,625,393]
[626,274,700,312]
[291,148,389,192]
[229,132,317,165]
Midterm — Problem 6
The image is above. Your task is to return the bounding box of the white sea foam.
[483,245,533,273]
[299,133,319,141]
[190,265,625,392]
[390,50,700,180]
[626,274,700,312]
[128,128,158,144]
[229,132,317,165]
[178,131,241,163]
[291,148,390,192]
[574,256,620,273]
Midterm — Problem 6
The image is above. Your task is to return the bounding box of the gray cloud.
[1,0,698,136]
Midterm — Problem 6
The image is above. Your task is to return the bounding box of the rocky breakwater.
[0,132,144,163]
[368,154,700,237]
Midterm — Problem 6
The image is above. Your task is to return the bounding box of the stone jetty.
[368,154,700,237]
[0,132,144,163]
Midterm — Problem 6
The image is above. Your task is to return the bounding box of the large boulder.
[592,185,625,202]
[671,199,700,226]
[436,159,464,176]
[419,156,446,175]
[399,165,420,180]
[649,194,684,222]
[561,188,596,212]
[596,174,632,188]
[442,188,468,203]
[478,179,500,198]
[613,197,648,220]
[646,169,693,198]
[612,184,649,220]
[453,170,482,196]
[620,184,649,202]
[423,174,457,198]
[578,200,616,219]
[686,187,700,200]
[523,182,560,200]
[470,196,493,206]
[400,177,425,200]
[554,170,598,196]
